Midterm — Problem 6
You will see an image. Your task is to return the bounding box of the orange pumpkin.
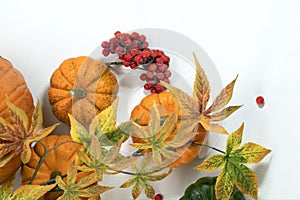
[130,92,207,168]
[21,134,90,199]
[48,56,118,126]
[0,56,34,184]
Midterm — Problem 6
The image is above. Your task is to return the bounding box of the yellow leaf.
[11,183,56,200]
[209,105,242,122]
[215,162,235,200]
[194,154,225,171]
[232,142,271,164]
[97,97,119,134]
[226,123,244,153]
[205,75,238,114]
[192,52,210,112]
[29,100,43,135]
[69,114,89,144]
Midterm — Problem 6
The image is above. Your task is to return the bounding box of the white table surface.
[1,1,300,199]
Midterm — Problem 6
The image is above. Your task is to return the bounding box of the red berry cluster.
[101,31,172,93]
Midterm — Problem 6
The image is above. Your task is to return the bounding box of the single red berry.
[123,53,132,62]
[256,96,265,105]
[150,88,157,94]
[123,61,131,67]
[101,41,109,48]
[150,50,159,58]
[134,55,143,64]
[158,64,168,72]
[119,54,125,60]
[161,55,170,64]
[142,41,149,48]
[102,49,110,57]
[156,72,165,80]
[132,40,139,48]
[148,63,157,72]
[139,34,147,41]
[155,57,164,64]
[109,42,116,50]
[154,193,163,200]
[155,83,165,92]
[131,32,140,39]
[164,70,171,78]
[141,50,151,59]
[114,31,121,37]
[115,46,124,54]
[124,39,132,47]
[146,71,154,79]
[162,78,169,83]
[130,63,138,69]
[140,73,147,81]
[144,82,154,90]
[130,49,140,57]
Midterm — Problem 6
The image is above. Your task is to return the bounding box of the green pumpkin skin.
[180,176,245,200]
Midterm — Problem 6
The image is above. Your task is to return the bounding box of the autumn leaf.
[76,135,137,181]
[194,123,271,200]
[130,105,196,166]
[120,153,172,199]
[0,98,58,165]
[56,164,112,200]
[70,97,130,147]
[161,53,241,135]
[0,175,56,200]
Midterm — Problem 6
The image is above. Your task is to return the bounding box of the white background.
[1,0,300,199]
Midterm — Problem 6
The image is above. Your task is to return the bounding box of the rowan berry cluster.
[101,31,172,93]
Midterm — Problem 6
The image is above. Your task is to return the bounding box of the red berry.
[134,55,143,64]
[115,46,124,54]
[141,50,151,59]
[102,49,110,57]
[124,39,132,47]
[139,34,146,41]
[140,73,147,81]
[123,61,131,67]
[131,32,139,39]
[130,63,138,69]
[158,64,168,72]
[146,71,154,79]
[114,31,121,37]
[156,72,165,80]
[144,82,154,90]
[161,55,170,63]
[101,41,109,48]
[256,96,265,105]
[148,63,157,72]
[155,57,164,64]
[155,83,165,92]
[154,193,163,200]
[132,40,139,48]
[130,49,140,57]
[162,78,169,83]
[164,70,171,78]
[123,53,132,62]
[150,88,157,94]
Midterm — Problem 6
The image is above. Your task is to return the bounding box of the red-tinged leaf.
[11,184,57,200]
[161,81,200,121]
[206,75,238,114]
[226,123,244,153]
[233,162,258,200]
[215,162,235,200]
[231,142,271,164]
[209,105,243,122]
[192,52,210,112]
[194,154,225,171]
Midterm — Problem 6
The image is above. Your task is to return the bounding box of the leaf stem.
[192,142,226,154]
[29,140,78,184]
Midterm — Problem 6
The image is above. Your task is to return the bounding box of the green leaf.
[205,75,238,114]
[192,52,210,112]
[194,154,225,171]
[195,123,271,200]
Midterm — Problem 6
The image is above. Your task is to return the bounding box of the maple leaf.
[194,123,271,200]
[130,104,196,166]
[55,164,112,200]
[120,153,172,199]
[0,175,56,200]
[161,53,242,135]
[76,135,137,181]
[0,97,58,166]
[70,97,130,147]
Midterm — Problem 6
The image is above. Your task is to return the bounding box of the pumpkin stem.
[70,87,87,99]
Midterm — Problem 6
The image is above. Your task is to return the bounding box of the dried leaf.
[11,184,57,200]
[194,123,271,200]
[209,105,242,122]
[205,75,238,114]
[56,165,112,200]
[193,52,210,112]
[0,98,58,165]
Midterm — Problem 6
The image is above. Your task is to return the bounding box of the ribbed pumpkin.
[21,134,91,199]
[0,56,34,184]
[130,92,207,168]
[48,56,118,126]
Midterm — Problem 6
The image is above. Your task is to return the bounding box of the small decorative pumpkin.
[130,92,207,168]
[48,56,118,126]
[0,56,34,184]
[0,56,34,123]
[21,134,90,199]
